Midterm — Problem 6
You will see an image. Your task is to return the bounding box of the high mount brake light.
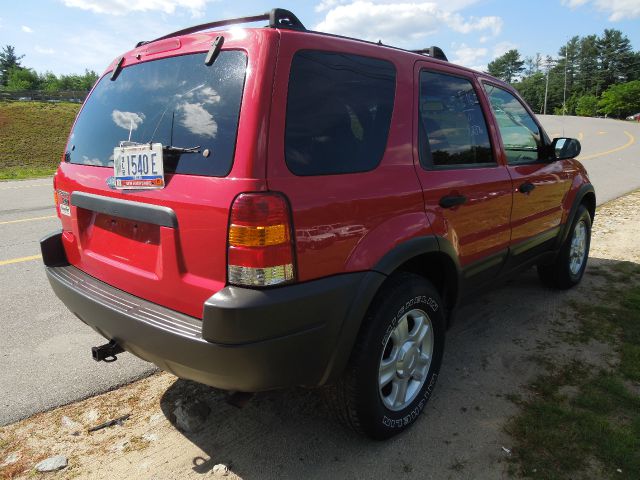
[227,193,296,287]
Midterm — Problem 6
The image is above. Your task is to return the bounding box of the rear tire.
[325,272,445,440]
[538,205,591,289]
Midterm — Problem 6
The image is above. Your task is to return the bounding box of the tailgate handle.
[71,192,178,228]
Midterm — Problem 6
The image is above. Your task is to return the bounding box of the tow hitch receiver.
[92,340,125,362]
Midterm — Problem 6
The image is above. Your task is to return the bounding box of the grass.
[506,263,640,479]
[0,101,79,180]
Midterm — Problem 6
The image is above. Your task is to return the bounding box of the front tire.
[538,205,592,289]
[326,273,445,440]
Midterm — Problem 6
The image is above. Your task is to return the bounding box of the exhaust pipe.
[92,340,124,362]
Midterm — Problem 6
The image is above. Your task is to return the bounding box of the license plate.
[113,143,164,189]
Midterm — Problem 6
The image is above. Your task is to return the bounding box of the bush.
[576,95,599,117]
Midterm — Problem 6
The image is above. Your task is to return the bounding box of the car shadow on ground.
[158,258,635,479]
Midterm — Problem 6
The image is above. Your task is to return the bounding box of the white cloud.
[492,40,517,59]
[35,46,55,55]
[62,0,214,17]
[563,0,589,5]
[562,0,640,21]
[316,0,484,12]
[451,43,487,67]
[314,1,503,46]
[178,102,217,138]
[21,25,33,33]
[316,0,349,12]
[112,110,146,131]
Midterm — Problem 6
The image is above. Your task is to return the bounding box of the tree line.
[487,29,640,118]
[0,45,98,92]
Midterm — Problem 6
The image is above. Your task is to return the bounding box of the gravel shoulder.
[2,191,640,480]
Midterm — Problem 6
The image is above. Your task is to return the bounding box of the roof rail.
[409,46,448,62]
[136,8,305,47]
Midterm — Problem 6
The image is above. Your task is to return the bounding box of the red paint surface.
[53,27,591,319]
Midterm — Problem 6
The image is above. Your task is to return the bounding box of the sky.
[1,0,639,75]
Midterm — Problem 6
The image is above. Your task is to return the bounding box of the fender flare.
[556,183,595,249]
[320,235,461,384]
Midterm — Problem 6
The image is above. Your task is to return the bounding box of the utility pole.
[563,40,570,117]
[543,69,549,115]
[543,56,552,115]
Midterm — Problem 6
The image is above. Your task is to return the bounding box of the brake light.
[227,193,296,287]
[53,175,60,218]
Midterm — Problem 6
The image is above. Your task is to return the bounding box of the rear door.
[54,32,277,319]
[413,63,513,289]
[481,82,572,266]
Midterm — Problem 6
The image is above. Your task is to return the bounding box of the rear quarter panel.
[265,32,432,281]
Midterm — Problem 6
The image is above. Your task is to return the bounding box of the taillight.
[53,175,60,218]
[227,193,296,287]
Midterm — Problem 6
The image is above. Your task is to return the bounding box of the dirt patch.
[2,191,640,479]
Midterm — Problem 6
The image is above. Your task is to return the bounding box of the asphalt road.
[1,115,639,426]
[0,179,154,425]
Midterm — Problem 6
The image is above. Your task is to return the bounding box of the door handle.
[439,195,467,209]
[518,182,536,194]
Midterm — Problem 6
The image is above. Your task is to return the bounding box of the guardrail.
[0,90,88,103]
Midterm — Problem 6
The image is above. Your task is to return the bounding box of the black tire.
[538,205,592,289]
[325,272,445,440]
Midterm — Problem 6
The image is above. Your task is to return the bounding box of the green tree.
[598,81,640,118]
[575,35,599,96]
[38,72,62,91]
[514,72,546,113]
[487,49,524,83]
[59,70,98,91]
[597,29,634,90]
[0,45,24,86]
[5,66,39,90]
[575,95,599,116]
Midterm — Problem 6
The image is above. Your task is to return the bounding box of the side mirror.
[551,137,581,160]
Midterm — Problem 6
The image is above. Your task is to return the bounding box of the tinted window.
[419,71,494,168]
[285,51,396,176]
[483,84,543,164]
[66,51,247,177]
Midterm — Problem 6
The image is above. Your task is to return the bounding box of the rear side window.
[285,51,396,176]
[66,51,247,177]
[419,71,494,168]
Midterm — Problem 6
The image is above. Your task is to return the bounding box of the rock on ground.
[35,455,68,472]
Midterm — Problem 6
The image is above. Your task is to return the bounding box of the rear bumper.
[42,231,382,391]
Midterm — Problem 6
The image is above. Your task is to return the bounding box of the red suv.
[41,9,595,439]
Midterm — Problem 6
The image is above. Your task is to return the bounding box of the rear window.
[66,51,247,177]
[285,51,396,176]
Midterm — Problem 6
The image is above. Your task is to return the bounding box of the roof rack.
[409,46,448,62]
[135,8,449,64]
[136,8,305,47]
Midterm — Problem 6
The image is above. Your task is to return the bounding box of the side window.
[483,84,544,164]
[285,51,396,176]
[419,71,494,168]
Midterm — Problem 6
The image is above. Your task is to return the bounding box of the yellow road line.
[0,183,50,190]
[0,215,56,225]
[0,254,41,266]
[577,132,584,141]
[579,131,636,161]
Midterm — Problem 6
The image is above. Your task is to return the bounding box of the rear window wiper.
[163,145,201,154]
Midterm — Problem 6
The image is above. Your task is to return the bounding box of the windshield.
[66,50,247,177]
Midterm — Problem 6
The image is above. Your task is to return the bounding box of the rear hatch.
[54,32,274,319]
